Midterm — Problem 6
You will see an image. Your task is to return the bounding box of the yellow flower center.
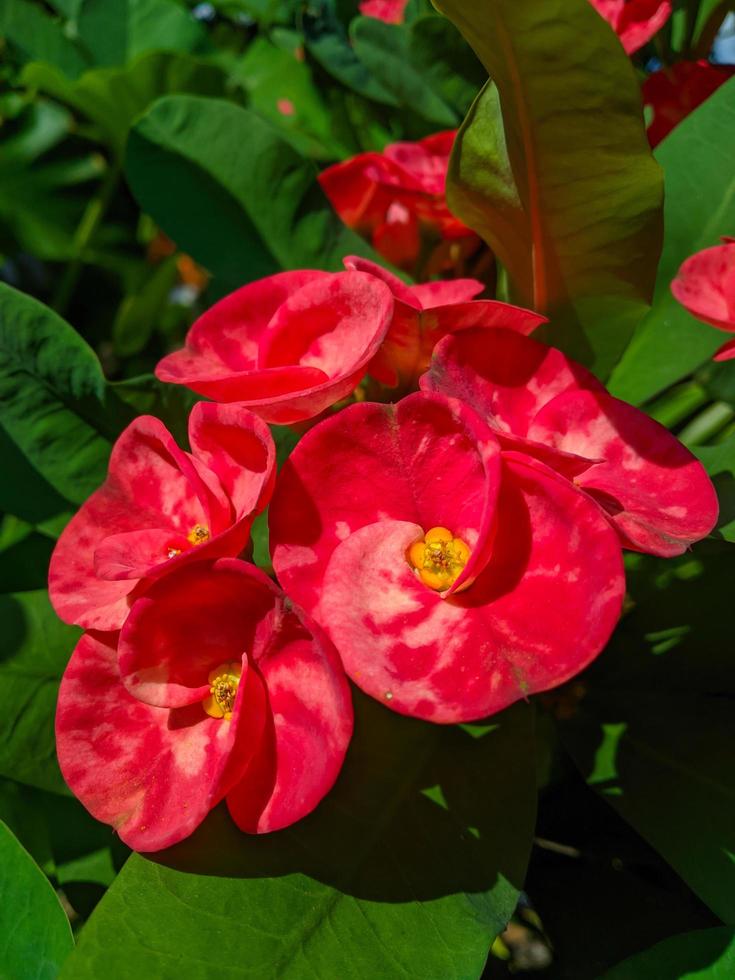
[187,524,210,546]
[202,661,242,720]
[406,526,470,592]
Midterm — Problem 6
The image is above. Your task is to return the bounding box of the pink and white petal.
[671,243,735,331]
[56,632,267,852]
[94,528,188,581]
[270,393,501,615]
[421,328,603,437]
[257,272,393,379]
[160,270,328,373]
[49,416,208,630]
[188,402,276,520]
[342,255,419,308]
[118,559,279,708]
[318,153,410,229]
[227,602,352,833]
[409,280,485,308]
[528,390,719,556]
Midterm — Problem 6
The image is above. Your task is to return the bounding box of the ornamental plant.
[1,0,734,978]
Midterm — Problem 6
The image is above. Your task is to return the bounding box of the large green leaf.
[75,0,208,68]
[61,696,536,979]
[601,928,735,980]
[692,436,735,542]
[0,283,129,506]
[609,79,735,405]
[0,591,80,795]
[350,17,459,127]
[22,52,226,158]
[0,0,89,78]
[439,0,663,378]
[0,821,73,980]
[125,94,380,287]
[559,544,735,924]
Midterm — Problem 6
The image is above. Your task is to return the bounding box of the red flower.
[56,559,352,851]
[270,391,626,723]
[422,328,718,556]
[343,256,546,386]
[671,240,735,360]
[644,61,735,147]
[358,0,408,24]
[49,403,275,631]
[589,0,671,54]
[156,270,394,423]
[319,132,479,271]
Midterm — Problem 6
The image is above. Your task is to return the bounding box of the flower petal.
[227,604,352,833]
[528,389,719,555]
[118,559,279,708]
[319,454,624,722]
[56,631,267,851]
[421,327,603,436]
[671,242,735,332]
[270,392,501,616]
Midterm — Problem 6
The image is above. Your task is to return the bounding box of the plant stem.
[679,401,735,445]
[52,158,121,317]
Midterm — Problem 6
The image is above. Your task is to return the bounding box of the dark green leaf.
[61,696,536,979]
[408,15,486,120]
[21,52,227,158]
[0,283,130,506]
[0,590,80,795]
[125,94,381,287]
[609,79,735,404]
[0,0,89,78]
[559,545,735,923]
[75,0,209,68]
[350,17,459,127]
[0,820,73,980]
[692,437,735,542]
[601,928,735,980]
[439,0,663,378]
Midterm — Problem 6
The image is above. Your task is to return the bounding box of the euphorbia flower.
[156,270,394,423]
[671,240,735,360]
[421,328,718,556]
[643,61,735,147]
[270,391,626,723]
[358,0,408,23]
[589,0,671,54]
[56,559,352,851]
[49,402,275,631]
[319,132,479,272]
[343,256,546,386]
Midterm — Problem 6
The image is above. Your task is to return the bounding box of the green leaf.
[350,17,459,127]
[111,256,179,357]
[0,283,130,506]
[408,14,486,120]
[125,94,381,287]
[439,0,663,378]
[0,423,72,537]
[0,0,90,78]
[0,590,80,795]
[21,51,227,158]
[0,820,73,980]
[609,79,735,405]
[61,696,536,979]
[601,928,735,980]
[303,4,399,107]
[559,544,735,923]
[75,0,209,68]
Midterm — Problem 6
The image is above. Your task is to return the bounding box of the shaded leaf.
[601,928,735,980]
[0,820,73,980]
[125,94,380,287]
[61,696,536,979]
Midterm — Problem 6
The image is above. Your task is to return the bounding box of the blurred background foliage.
[1,1,734,978]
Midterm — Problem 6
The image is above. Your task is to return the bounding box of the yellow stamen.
[187,524,210,546]
[202,661,242,720]
[406,526,471,592]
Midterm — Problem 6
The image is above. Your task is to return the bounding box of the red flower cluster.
[318,131,479,272]
[644,61,735,147]
[52,243,717,850]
